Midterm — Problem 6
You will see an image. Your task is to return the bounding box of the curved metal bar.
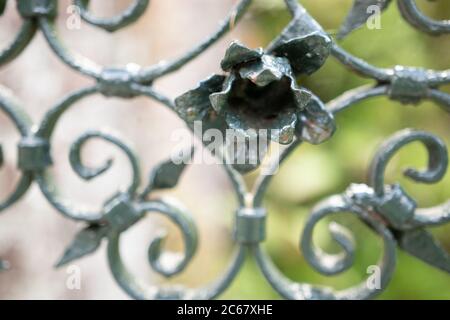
[36,86,98,139]
[329,85,389,114]
[300,196,355,276]
[224,163,248,207]
[369,129,448,197]
[0,174,33,212]
[427,70,450,86]
[40,0,252,83]
[129,83,175,110]
[108,231,246,300]
[134,0,253,82]
[253,195,397,300]
[137,200,198,278]
[330,45,450,109]
[69,130,141,195]
[35,87,104,221]
[0,86,33,212]
[0,86,32,137]
[37,129,141,222]
[74,0,150,33]
[38,17,102,79]
[328,85,449,116]
[330,43,393,82]
[414,200,450,227]
[397,0,450,36]
[0,19,37,67]
[369,129,449,226]
[427,89,450,111]
[252,140,302,207]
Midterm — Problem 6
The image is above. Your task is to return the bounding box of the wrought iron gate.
[0,0,449,299]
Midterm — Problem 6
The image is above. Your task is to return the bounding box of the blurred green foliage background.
[222,0,450,300]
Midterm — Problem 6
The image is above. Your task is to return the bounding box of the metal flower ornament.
[175,21,335,173]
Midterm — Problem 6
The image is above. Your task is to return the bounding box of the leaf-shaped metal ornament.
[337,0,392,39]
[267,1,332,75]
[55,225,107,268]
[0,0,6,16]
[398,229,450,273]
[140,146,195,198]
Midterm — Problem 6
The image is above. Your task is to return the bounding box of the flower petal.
[296,95,336,144]
[238,55,292,87]
[225,106,297,145]
[268,110,297,144]
[271,32,331,75]
[221,41,264,71]
[175,74,225,123]
[289,76,312,110]
[209,74,235,114]
[266,4,331,75]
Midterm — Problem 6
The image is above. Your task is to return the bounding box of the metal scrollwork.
[74,0,150,33]
[253,194,397,300]
[0,86,33,212]
[397,0,450,36]
[366,129,450,272]
[0,0,448,299]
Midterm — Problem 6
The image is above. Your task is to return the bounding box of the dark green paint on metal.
[0,0,448,301]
